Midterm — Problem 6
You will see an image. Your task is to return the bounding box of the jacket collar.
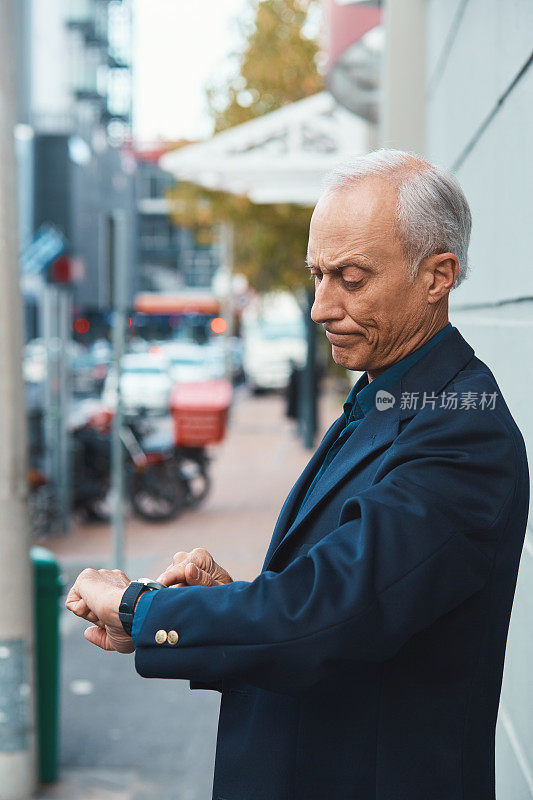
[262,326,475,570]
[344,321,453,422]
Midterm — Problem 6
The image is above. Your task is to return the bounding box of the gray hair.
[321,149,472,289]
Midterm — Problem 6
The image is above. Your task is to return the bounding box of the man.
[67,150,529,800]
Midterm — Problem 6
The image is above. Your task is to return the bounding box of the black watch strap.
[119,581,160,637]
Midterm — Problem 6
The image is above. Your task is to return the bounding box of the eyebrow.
[305,258,374,273]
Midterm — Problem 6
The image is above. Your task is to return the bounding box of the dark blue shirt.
[132,323,453,646]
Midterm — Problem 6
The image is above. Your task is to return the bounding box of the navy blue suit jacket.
[134,328,529,800]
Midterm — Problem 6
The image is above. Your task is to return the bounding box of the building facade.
[136,148,220,293]
[18,0,137,332]
[425,3,533,797]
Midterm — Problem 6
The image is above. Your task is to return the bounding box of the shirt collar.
[343,323,453,422]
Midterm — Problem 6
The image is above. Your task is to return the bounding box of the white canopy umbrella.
[160,92,371,447]
[160,91,371,206]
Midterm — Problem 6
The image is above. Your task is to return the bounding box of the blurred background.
[1,0,531,798]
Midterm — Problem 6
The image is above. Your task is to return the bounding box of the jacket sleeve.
[134,404,522,695]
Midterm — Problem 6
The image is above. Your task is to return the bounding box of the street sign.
[20,224,66,276]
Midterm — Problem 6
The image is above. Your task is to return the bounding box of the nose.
[310,275,345,325]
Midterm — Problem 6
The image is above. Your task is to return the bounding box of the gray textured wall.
[426,1,533,796]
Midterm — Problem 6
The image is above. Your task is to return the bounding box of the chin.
[331,345,367,372]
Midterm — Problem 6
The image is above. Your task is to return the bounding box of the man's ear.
[426,252,459,303]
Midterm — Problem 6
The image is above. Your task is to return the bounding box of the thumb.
[84,625,114,651]
[185,562,216,587]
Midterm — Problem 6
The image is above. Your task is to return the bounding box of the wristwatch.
[119,578,166,637]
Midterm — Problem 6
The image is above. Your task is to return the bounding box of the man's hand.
[65,568,134,654]
[156,547,233,588]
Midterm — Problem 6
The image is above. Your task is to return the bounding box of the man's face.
[308,178,434,375]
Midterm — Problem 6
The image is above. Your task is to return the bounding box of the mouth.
[325,330,360,346]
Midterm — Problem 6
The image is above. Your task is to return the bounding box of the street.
[35,386,341,800]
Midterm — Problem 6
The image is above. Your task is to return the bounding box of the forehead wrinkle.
[308,239,378,267]
[309,218,399,271]
[308,186,401,269]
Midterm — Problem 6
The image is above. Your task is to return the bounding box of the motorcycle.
[71,409,211,523]
[127,432,211,522]
[27,467,59,538]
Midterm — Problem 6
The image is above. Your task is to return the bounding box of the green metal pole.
[110,211,128,571]
[30,548,63,784]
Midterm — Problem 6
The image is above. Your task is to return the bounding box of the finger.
[156,566,173,583]
[65,585,77,603]
[84,625,115,651]
[65,594,93,620]
[185,562,216,587]
[87,612,106,627]
[157,565,187,586]
[65,584,83,608]
[65,569,100,616]
[157,551,193,582]
[66,592,103,624]
[164,581,187,589]
[86,610,104,625]
[158,572,187,587]
[189,548,212,571]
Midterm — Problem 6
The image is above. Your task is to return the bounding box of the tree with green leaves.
[167,0,323,292]
[208,0,322,132]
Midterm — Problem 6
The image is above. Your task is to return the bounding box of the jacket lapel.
[263,326,476,571]
[293,406,399,527]
[264,405,399,569]
[261,414,345,570]
[396,326,475,424]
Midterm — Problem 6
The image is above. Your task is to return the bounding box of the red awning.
[325,1,381,68]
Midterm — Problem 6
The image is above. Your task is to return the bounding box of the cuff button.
[167,630,179,645]
[155,630,167,644]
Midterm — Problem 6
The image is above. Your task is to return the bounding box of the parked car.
[102,352,172,414]
[71,346,110,396]
[242,319,307,392]
[23,337,85,385]
[161,341,226,385]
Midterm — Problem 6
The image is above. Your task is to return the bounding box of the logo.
[375,390,396,411]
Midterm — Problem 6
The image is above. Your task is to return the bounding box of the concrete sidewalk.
[34,385,342,800]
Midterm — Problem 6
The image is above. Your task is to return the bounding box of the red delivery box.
[170,379,233,447]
